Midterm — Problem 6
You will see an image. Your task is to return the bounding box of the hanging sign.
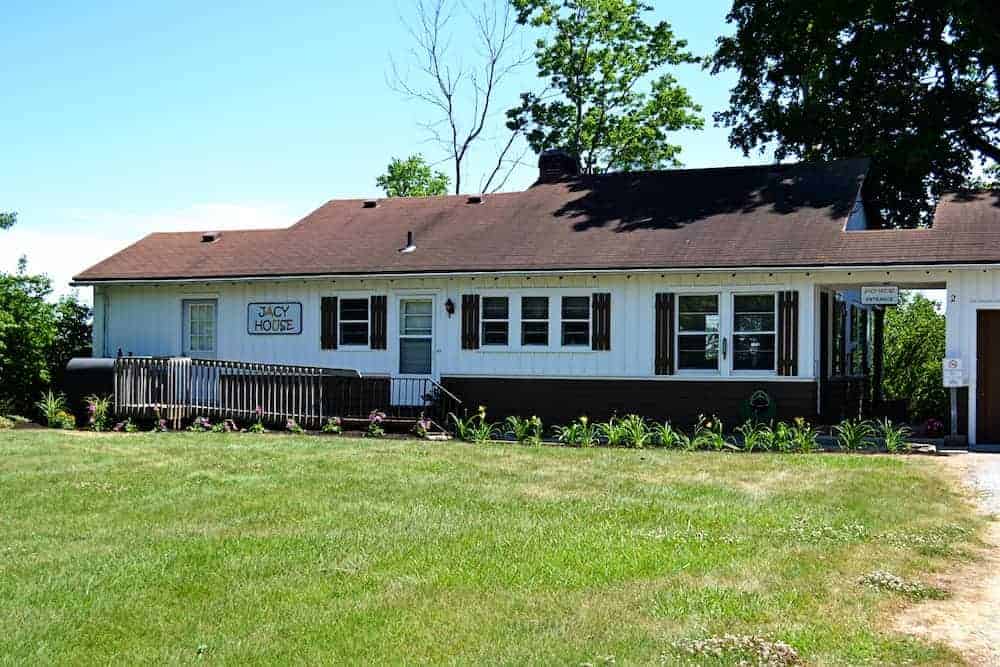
[248,302,302,335]
[861,286,900,306]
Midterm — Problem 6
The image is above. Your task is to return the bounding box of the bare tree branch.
[389,0,531,194]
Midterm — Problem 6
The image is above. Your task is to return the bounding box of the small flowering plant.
[153,418,170,433]
[112,418,139,433]
[322,416,343,434]
[286,417,305,434]
[366,410,387,438]
[924,417,945,438]
[85,394,111,432]
[413,414,433,438]
[187,416,211,432]
[211,419,239,433]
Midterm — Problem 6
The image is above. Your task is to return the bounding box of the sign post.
[942,358,966,437]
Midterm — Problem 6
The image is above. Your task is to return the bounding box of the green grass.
[0,430,985,665]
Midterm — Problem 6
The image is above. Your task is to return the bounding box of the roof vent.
[201,231,221,243]
[537,149,580,183]
[363,200,378,209]
[399,230,416,254]
[467,194,484,204]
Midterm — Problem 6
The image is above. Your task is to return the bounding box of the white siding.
[100,272,816,382]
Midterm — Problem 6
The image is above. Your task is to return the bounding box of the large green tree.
[508,0,703,174]
[0,212,15,230]
[712,0,1000,228]
[376,155,450,197]
[883,293,947,421]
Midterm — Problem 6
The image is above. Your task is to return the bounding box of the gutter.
[69,262,999,287]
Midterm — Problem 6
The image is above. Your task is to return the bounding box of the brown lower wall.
[440,376,818,429]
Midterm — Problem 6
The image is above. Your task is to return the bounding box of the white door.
[399,298,433,376]
[183,299,218,359]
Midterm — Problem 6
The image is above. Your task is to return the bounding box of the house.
[72,153,1000,445]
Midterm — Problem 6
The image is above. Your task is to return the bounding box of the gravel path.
[894,453,1000,666]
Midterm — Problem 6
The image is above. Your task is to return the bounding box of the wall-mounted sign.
[861,285,900,306]
[248,302,302,335]
[943,358,966,387]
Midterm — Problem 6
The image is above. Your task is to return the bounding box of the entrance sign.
[248,302,302,335]
[861,285,900,306]
[942,358,966,387]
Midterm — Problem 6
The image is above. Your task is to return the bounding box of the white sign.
[943,359,967,387]
[861,285,900,306]
[248,302,302,335]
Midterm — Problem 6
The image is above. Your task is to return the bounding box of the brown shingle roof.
[73,159,1000,282]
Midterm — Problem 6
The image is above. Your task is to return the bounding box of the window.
[339,298,369,346]
[187,301,216,353]
[561,296,590,346]
[481,297,509,346]
[399,299,432,374]
[732,294,776,371]
[521,296,549,346]
[677,295,719,370]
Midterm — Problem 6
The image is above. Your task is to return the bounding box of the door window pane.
[188,303,215,353]
[400,300,433,336]
[676,295,719,370]
[399,338,432,375]
[733,294,776,371]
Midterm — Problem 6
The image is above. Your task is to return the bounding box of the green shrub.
[553,416,598,447]
[322,417,343,434]
[35,390,67,427]
[692,415,729,451]
[650,421,685,448]
[735,420,774,452]
[0,416,13,430]
[188,416,211,432]
[52,410,75,430]
[834,418,874,452]
[366,411,387,438]
[877,418,912,454]
[504,415,543,445]
[449,406,496,443]
[617,414,652,448]
[788,417,820,453]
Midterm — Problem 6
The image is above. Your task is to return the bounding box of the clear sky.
[1,0,767,300]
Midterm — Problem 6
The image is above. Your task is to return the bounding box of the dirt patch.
[893,454,1000,666]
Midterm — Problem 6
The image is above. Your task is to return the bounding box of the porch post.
[872,307,885,409]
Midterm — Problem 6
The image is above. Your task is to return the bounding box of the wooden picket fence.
[113,357,461,429]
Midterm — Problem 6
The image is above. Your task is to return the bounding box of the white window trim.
[730,291,779,375]
[481,296,511,347]
[520,295,550,347]
[560,294,591,348]
[181,298,218,358]
[338,295,370,349]
[675,292,721,376]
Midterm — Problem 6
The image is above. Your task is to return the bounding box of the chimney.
[537,149,580,183]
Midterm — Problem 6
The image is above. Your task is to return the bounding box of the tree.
[376,155,450,197]
[711,0,1000,228]
[883,293,948,421]
[0,212,15,230]
[0,263,58,415]
[47,294,93,392]
[390,0,532,194]
[507,0,703,174]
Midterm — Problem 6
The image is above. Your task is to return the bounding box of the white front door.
[183,299,218,358]
[399,298,433,376]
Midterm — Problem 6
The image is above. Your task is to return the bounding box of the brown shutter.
[591,292,611,351]
[777,290,799,376]
[370,295,388,349]
[461,294,480,350]
[655,293,675,375]
[321,296,338,350]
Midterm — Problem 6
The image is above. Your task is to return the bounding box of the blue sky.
[1,0,765,298]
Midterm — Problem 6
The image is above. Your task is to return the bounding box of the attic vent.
[363,200,378,209]
[201,231,221,243]
[467,195,484,204]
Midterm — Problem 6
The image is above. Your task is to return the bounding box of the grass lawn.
[0,430,986,665]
